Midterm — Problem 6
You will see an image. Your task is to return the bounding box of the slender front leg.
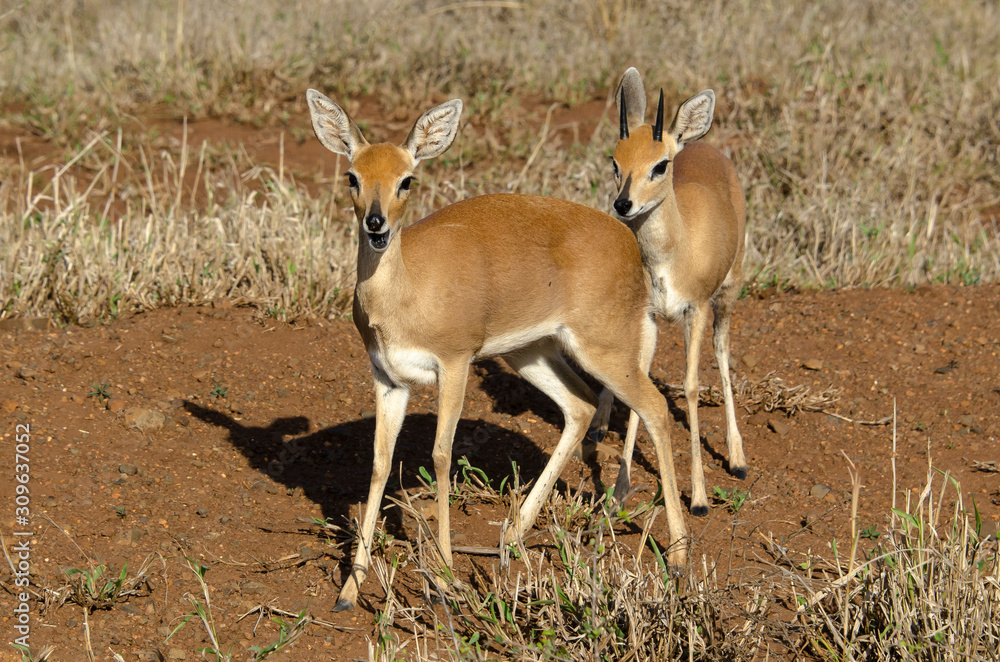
[334,370,410,612]
[683,302,710,516]
[713,292,746,479]
[431,359,472,567]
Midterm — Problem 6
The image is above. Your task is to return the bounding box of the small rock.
[747,412,768,427]
[321,371,337,382]
[251,479,279,495]
[167,648,187,660]
[914,344,929,355]
[742,354,760,370]
[934,360,958,374]
[119,463,139,476]
[196,506,209,518]
[192,369,209,382]
[106,398,126,413]
[174,415,190,427]
[16,366,37,380]
[959,415,975,428]
[124,408,166,432]
[1,399,17,413]
[211,298,232,310]
[419,501,438,520]
[212,339,224,348]
[802,358,824,371]
[810,483,832,499]
[768,418,791,436]
[359,409,376,419]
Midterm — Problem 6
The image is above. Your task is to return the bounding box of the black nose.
[365,214,385,232]
[613,198,632,216]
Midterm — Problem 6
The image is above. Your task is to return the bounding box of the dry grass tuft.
[1,132,357,323]
[362,454,998,661]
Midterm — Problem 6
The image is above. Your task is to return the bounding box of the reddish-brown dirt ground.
[1,110,999,660]
[1,284,998,659]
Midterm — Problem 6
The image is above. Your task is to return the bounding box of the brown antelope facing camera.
[596,68,747,517]
[306,89,689,612]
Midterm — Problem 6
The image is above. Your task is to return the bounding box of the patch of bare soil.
[0,284,998,659]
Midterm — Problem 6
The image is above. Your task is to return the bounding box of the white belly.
[477,321,559,358]
[369,347,439,386]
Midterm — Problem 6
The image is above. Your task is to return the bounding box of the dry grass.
[0,132,357,323]
[2,0,1000,321]
[359,454,999,661]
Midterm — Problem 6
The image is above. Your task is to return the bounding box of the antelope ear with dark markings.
[402,99,463,162]
[669,89,716,148]
[306,89,370,160]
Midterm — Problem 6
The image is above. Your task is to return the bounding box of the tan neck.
[355,235,410,315]
[631,169,686,271]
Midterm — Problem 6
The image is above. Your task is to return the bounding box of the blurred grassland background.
[1,0,999,323]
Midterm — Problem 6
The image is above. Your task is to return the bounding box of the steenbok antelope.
[595,68,747,517]
[306,89,688,612]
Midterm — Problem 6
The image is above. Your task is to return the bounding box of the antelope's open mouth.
[366,228,390,252]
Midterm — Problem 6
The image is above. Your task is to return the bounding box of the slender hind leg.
[713,285,746,479]
[683,302,710,516]
[571,318,688,567]
[501,341,598,541]
[611,321,656,504]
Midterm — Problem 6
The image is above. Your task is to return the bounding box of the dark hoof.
[586,426,606,444]
[731,465,748,481]
[690,504,709,517]
[331,598,354,612]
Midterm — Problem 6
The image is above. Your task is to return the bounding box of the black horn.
[653,89,664,142]
[619,88,629,139]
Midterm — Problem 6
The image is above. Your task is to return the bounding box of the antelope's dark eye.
[399,176,414,192]
[346,172,359,189]
[651,159,669,179]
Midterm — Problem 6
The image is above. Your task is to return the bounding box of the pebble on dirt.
[810,483,832,499]
[768,418,791,436]
[124,408,166,431]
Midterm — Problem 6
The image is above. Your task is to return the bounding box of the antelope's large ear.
[402,99,463,162]
[615,67,647,135]
[306,89,369,159]
[669,89,715,147]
